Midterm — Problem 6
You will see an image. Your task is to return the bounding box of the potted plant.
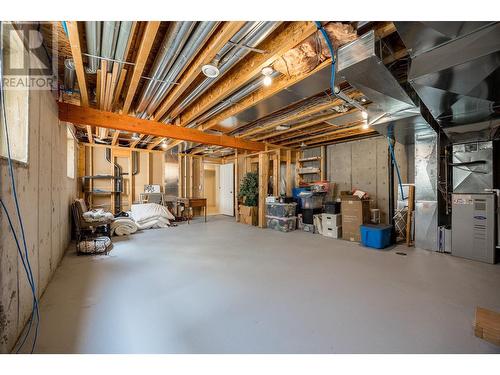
[238,172,258,226]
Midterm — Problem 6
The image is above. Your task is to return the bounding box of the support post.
[258,152,269,228]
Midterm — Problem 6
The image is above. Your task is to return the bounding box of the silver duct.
[84,21,101,73]
[135,22,197,116]
[165,21,279,121]
[140,21,219,118]
[64,58,76,92]
[187,70,281,128]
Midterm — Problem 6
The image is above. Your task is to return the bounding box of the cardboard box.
[341,195,371,242]
[239,205,258,226]
[322,213,342,227]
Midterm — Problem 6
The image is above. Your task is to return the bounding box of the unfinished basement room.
[1,2,500,367]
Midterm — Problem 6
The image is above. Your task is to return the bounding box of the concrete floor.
[22,216,500,353]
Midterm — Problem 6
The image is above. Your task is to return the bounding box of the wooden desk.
[177,197,207,223]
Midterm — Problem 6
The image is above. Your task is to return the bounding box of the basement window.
[0,22,29,163]
[67,126,75,179]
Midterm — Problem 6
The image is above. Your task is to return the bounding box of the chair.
[71,199,113,243]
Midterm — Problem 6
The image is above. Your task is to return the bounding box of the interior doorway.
[204,164,220,215]
[203,163,234,216]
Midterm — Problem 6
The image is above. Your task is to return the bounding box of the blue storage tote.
[360,224,393,249]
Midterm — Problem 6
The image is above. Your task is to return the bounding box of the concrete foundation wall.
[0,89,78,353]
[326,136,407,224]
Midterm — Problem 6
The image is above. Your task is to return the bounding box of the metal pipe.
[63,58,76,93]
[187,70,281,128]
[101,22,119,73]
[165,22,279,121]
[84,21,100,73]
[135,22,196,115]
[105,148,122,214]
[140,21,219,118]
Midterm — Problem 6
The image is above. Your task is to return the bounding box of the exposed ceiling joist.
[58,103,267,151]
[122,21,161,114]
[153,21,246,120]
[242,91,363,139]
[283,122,367,146]
[252,108,361,142]
[66,21,93,143]
[179,21,318,126]
[303,128,378,147]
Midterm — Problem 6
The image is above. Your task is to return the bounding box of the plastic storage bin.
[324,201,341,214]
[360,224,393,249]
[299,192,325,209]
[266,215,297,232]
[266,202,297,218]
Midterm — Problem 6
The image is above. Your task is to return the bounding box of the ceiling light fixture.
[201,56,220,78]
[275,124,290,131]
[361,110,368,120]
[161,140,168,150]
[261,66,274,86]
[362,122,370,130]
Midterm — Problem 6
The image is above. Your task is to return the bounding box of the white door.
[219,163,234,216]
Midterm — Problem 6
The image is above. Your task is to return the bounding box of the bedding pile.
[82,209,114,223]
[111,217,138,236]
[130,203,175,230]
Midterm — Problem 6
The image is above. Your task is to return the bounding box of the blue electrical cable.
[0,200,37,353]
[0,21,40,353]
[387,137,406,200]
[315,21,336,95]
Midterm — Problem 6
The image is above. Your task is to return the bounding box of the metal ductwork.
[85,21,101,73]
[187,70,281,128]
[335,30,436,144]
[395,22,500,142]
[164,21,280,122]
[135,22,218,118]
[64,58,76,92]
[135,22,196,115]
[142,21,219,118]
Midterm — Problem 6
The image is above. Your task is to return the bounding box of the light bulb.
[161,141,167,150]
[362,122,370,130]
[263,75,272,86]
[361,110,368,120]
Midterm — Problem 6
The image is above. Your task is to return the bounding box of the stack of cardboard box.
[341,192,371,242]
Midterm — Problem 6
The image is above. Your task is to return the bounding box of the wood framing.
[66,21,93,143]
[286,149,292,196]
[154,21,246,120]
[258,152,269,228]
[59,102,267,151]
[180,22,317,126]
[122,21,161,114]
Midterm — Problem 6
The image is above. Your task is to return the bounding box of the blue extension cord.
[315,21,336,95]
[0,21,40,354]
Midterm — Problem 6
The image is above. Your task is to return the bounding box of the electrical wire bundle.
[0,21,40,354]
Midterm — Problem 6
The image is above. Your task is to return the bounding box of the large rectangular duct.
[414,132,439,251]
[395,22,500,142]
[336,30,433,144]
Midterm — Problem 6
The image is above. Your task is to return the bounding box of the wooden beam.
[66,22,88,106]
[148,137,165,150]
[181,22,317,126]
[280,122,366,146]
[111,130,120,146]
[122,21,161,114]
[301,128,378,147]
[253,107,361,142]
[66,21,93,143]
[81,141,165,154]
[130,133,144,148]
[154,21,246,120]
[242,91,363,139]
[286,149,292,196]
[58,102,267,151]
[374,22,397,40]
[258,152,269,228]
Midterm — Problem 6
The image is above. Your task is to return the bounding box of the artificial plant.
[238,172,259,207]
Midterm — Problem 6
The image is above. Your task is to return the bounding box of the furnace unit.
[451,193,497,264]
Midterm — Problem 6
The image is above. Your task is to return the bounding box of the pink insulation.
[273,22,357,77]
